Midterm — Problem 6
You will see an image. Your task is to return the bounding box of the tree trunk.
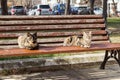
[89,0,95,14]
[65,0,70,15]
[112,0,118,16]
[103,0,107,22]
[1,0,8,15]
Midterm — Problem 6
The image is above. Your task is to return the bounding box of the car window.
[94,7,99,10]
[79,7,87,10]
[39,5,50,8]
[33,6,37,9]
[60,5,65,10]
[94,7,102,11]
[13,6,24,9]
[54,4,65,10]
[54,6,58,10]
[74,7,79,10]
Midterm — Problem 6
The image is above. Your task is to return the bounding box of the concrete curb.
[0,52,116,75]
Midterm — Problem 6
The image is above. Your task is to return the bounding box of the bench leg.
[100,50,120,69]
[100,50,110,69]
[113,50,120,66]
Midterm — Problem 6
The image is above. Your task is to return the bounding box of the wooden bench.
[0,15,120,69]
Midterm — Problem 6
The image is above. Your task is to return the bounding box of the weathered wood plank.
[0,36,109,45]
[0,43,119,58]
[0,30,107,38]
[0,15,103,20]
[0,24,105,31]
[0,19,104,26]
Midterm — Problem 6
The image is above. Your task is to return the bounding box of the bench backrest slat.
[0,15,104,20]
[0,24,105,31]
[0,19,104,25]
[0,15,109,48]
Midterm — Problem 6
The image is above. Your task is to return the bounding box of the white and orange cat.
[63,31,92,48]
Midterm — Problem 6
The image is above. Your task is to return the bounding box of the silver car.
[10,6,26,15]
[28,4,52,15]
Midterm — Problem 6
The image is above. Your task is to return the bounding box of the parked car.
[71,5,89,15]
[10,6,26,15]
[117,11,120,16]
[52,3,65,15]
[94,7,103,15]
[28,4,52,15]
[8,8,11,15]
[70,6,79,14]
[77,6,88,14]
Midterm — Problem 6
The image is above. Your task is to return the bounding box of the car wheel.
[34,12,36,15]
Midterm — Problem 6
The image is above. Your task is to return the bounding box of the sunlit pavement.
[0,63,120,80]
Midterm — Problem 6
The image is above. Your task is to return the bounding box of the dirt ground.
[0,63,120,80]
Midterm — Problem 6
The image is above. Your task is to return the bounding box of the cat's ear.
[27,32,31,37]
[33,32,37,36]
[83,32,87,36]
[89,31,92,35]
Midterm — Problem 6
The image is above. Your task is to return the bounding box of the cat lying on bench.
[18,32,39,50]
[63,31,92,48]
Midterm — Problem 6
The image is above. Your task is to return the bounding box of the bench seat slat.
[0,43,119,58]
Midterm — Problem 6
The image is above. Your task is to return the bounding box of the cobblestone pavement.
[0,64,120,80]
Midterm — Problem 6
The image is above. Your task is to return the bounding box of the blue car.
[70,6,79,14]
[52,3,65,15]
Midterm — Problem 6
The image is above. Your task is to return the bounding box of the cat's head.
[82,31,92,48]
[26,32,37,44]
[63,36,72,46]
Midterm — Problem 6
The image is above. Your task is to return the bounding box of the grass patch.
[107,17,120,43]
[107,17,120,29]
[108,17,120,22]
[110,33,120,43]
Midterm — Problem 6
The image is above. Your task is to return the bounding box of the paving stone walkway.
[0,63,120,80]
